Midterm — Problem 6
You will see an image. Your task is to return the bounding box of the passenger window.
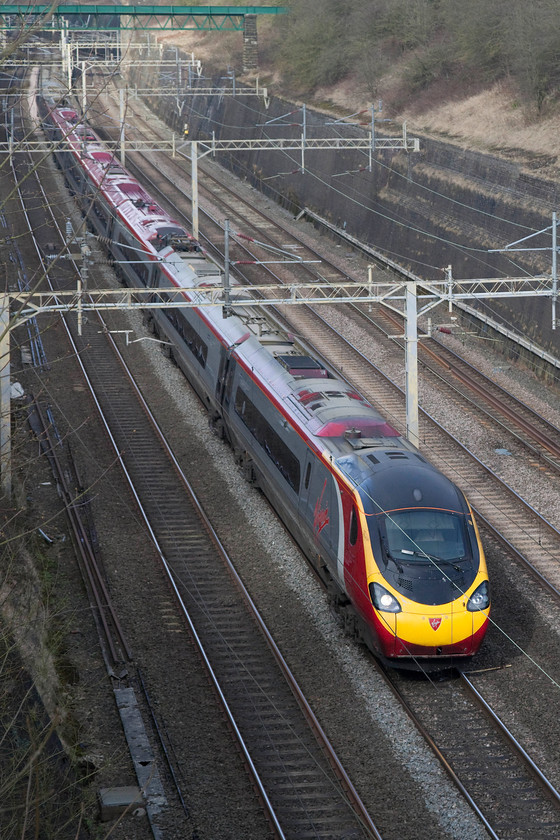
[234,386,300,492]
[349,507,358,546]
[304,462,311,490]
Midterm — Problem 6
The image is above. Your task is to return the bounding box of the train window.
[136,263,149,286]
[116,232,135,258]
[235,387,300,492]
[115,233,150,285]
[382,510,467,562]
[304,462,311,490]
[175,312,208,368]
[150,236,167,253]
[349,507,358,546]
[115,234,141,272]
[162,299,179,331]
[92,200,108,225]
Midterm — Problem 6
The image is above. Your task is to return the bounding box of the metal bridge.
[0,5,288,31]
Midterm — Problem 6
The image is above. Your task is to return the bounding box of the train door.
[343,498,364,606]
[215,353,237,442]
[298,454,339,580]
[216,349,230,404]
[222,355,237,413]
[298,453,314,525]
[212,349,233,439]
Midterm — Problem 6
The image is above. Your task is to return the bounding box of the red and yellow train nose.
[371,577,490,659]
[390,604,489,657]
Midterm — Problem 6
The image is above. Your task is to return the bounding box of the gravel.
[14,77,560,839]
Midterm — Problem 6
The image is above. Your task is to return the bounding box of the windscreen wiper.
[382,540,404,573]
[427,555,464,573]
[401,549,464,573]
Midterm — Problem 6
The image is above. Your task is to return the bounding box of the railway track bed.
[103,105,560,596]
[5,61,560,839]
[13,133,382,840]
[387,667,560,839]
[91,83,560,834]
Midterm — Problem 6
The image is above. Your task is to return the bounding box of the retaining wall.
[124,54,560,365]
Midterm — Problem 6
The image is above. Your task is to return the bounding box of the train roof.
[49,106,407,462]
[218,320,403,451]
[337,451,467,514]
[50,107,198,254]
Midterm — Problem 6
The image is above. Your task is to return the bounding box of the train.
[40,97,490,668]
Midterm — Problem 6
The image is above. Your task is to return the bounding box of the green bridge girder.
[0,5,288,31]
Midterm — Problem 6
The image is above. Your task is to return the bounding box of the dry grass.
[144,31,560,174]
[400,83,560,160]
[311,76,560,173]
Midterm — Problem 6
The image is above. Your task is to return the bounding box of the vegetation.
[266,0,560,113]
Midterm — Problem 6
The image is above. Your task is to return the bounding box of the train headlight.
[467,581,490,612]
[370,582,402,613]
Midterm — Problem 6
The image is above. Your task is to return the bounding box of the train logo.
[313,479,330,539]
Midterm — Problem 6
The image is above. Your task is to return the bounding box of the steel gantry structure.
[3,127,558,456]
[3,33,557,490]
[0,278,406,495]
[0,5,288,31]
[2,262,559,495]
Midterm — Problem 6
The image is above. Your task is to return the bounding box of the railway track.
[428,334,560,461]
[381,664,560,839]
[273,304,560,591]
[27,396,133,672]
[12,71,386,840]
[84,79,560,837]
[68,314,380,840]
[183,140,560,836]
[357,303,560,473]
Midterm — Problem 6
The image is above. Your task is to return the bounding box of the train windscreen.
[380,509,469,563]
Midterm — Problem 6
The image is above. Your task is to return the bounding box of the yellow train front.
[338,453,490,665]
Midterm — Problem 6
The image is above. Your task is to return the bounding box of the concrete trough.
[98,785,142,821]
